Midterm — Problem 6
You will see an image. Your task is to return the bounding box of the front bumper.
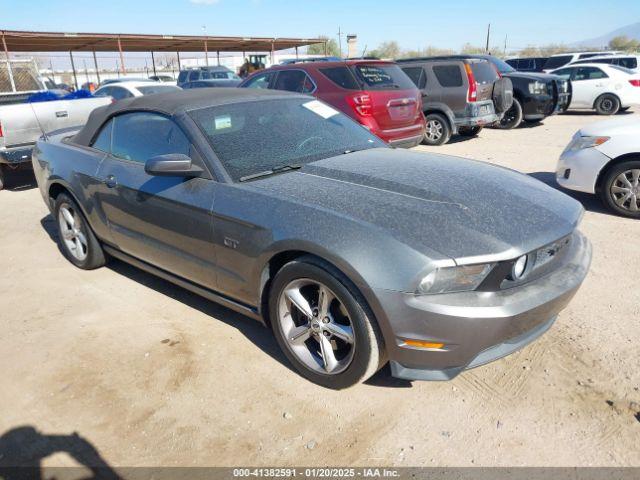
[0,145,34,165]
[377,231,591,381]
[556,146,611,194]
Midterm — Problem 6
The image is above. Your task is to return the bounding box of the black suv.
[469,55,572,129]
[397,57,513,145]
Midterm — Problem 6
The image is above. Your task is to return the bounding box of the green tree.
[369,41,401,60]
[307,37,340,57]
[609,35,640,52]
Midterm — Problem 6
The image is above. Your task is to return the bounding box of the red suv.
[239,60,426,148]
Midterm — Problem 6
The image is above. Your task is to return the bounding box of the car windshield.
[544,56,572,70]
[189,98,386,182]
[352,64,416,90]
[484,57,515,74]
[137,85,181,95]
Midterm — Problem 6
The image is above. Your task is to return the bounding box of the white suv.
[542,51,615,72]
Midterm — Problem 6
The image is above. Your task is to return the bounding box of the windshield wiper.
[239,164,302,182]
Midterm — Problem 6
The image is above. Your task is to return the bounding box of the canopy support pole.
[92,50,100,84]
[217,51,220,66]
[1,31,16,92]
[117,36,126,74]
[69,51,78,90]
[204,39,209,66]
[271,41,275,66]
[177,51,181,71]
[295,46,299,60]
[151,51,157,76]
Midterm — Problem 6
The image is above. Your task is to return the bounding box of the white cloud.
[189,0,221,4]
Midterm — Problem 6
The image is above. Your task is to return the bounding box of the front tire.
[269,257,385,389]
[422,113,451,146]
[497,98,523,129]
[599,161,640,218]
[54,193,107,269]
[595,94,620,115]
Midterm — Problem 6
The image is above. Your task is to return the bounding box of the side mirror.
[144,153,203,177]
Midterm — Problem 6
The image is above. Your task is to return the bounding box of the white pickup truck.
[0,63,110,190]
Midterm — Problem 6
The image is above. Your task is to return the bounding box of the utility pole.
[337,26,343,58]
[485,23,491,53]
[504,34,507,56]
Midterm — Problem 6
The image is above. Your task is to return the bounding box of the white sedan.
[549,63,640,115]
[94,81,181,101]
[556,115,640,217]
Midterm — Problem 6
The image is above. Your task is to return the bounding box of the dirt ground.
[1,109,639,469]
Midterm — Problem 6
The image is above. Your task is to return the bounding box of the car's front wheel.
[497,98,523,129]
[269,257,385,389]
[595,94,620,115]
[600,161,640,218]
[54,193,107,269]
[422,113,451,146]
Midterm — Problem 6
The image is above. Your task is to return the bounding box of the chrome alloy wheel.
[58,205,88,261]
[277,279,355,375]
[425,119,443,142]
[611,168,640,213]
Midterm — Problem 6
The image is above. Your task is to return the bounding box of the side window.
[319,66,359,90]
[111,112,190,164]
[619,57,637,69]
[401,67,427,89]
[110,87,133,100]
[273,70,315,93]
[243,72,273,89]
[188,70,201,81]
[552,68,573,80]
[94,87,112,98]
[432,65,463,87]
[574,67,608,81]
[91,119,113,153]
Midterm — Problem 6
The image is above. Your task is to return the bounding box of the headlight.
[568,135,610,152]
[528,81,547,95]
[417,264,494,295]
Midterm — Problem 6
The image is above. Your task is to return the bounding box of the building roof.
[0,29,325,53]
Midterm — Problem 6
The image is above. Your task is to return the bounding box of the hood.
[246,149,583,262]
[504,71,563,82]
[579,115,640,136]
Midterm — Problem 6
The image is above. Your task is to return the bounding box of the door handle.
[104,175,117,188]
[55,111,68,118]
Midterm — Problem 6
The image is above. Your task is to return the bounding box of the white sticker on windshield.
[215,115,232,130]
[302,100,339,119]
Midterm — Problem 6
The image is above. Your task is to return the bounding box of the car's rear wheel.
[269,257,384,389]
[497,98,523,129]
[422,113,451,146]
[458,126,483,137]
[599,161,640,218]
[54,193,107,269]
[0,165,5,191]
[595,94,620,115]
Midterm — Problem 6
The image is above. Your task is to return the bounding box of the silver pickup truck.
[0,96,110,189]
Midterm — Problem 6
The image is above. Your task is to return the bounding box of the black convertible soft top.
[73,87,305,147]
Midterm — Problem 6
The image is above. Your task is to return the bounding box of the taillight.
[464,64,477,102]
[629,79,640,87]
[0,120,3,138]
[347,92,373,117]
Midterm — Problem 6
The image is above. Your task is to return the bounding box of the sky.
[1,0,638,54]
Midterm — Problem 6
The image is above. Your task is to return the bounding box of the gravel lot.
[1,110,639,469]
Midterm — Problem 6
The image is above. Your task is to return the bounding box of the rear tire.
[422,113,451,146]
[269,257,385,389]
[595,94,620,115]
[54,193,107,269]
[0,165,5,191]
[599,160,640,218]
[458,126,483,137]
[497,98,523,129]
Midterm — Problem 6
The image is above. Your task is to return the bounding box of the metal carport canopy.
[0,29,326,52]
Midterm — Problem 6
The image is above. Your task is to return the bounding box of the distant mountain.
[573,22,640,48]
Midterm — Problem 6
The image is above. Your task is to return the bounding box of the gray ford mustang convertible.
[32,89,591,389]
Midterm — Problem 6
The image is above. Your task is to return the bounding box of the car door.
[570,67,610,108]
[94,111,217,289]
